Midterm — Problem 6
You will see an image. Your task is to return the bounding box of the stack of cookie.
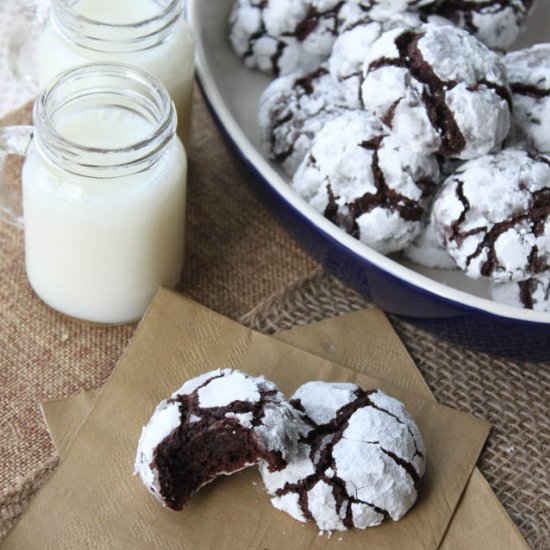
[229,0,550,312]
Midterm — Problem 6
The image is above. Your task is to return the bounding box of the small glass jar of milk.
[10,0,194,142]
[0,63,187,324]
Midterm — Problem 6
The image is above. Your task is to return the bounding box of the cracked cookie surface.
[292,110,439,254]
[229,0,344,76]
[135,369,306,510]
[329,8,449,107]
[505,43,550,155]
[260,381,426,532]
[492,272,550,311]
[423,0,536,51]
[432,149,550,283]
[346,0,439,19]
[360,24,511,159]
[259,66,351,176]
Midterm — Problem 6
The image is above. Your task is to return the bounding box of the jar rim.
[50,0,185,52]
[52,0,183,29]
[33,63,178,178]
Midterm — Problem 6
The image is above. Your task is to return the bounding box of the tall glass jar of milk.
[11,0,195,142]
[0,63,187,324]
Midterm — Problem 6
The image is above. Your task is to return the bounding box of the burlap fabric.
[0,93,548,549]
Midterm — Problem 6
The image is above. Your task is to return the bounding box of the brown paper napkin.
[41,308,529,550]
[40,388,102,458]
[3,290,489,549]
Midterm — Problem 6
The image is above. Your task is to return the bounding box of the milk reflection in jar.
[36,0,194,141]
[6,64,187,324]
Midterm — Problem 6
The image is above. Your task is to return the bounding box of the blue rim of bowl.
[187,0,550,330]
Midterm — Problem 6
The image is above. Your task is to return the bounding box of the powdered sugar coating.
[256,403,309,458]
[272,491,308,522]
[294,381,358,424]
[135,369,306,509]
[197,371,261,407]
[347,0,439,20]
[504,44,550,155]
[403,217,458,269]
[292,110,440,254]
[229,0,343,76]
[361,25,511,159]
[263,441,316,492]
[261,381,426,532]
[330,8,449,107]
[492,272,550,311]
[134,400,182,503]
[259,66,350,175]
[425,0,536,51]
[432,150,550,283]
[369,390,425,478]
[225,411,255,428]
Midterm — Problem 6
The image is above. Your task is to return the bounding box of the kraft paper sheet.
[3,290,490,549]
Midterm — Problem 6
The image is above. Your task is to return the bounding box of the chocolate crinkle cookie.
[492,272,550,311]
[292,110,440,254]
[361,24,512,160]
[134,369,306,510]
[432,149,550,283]
[330,7,449,108]
[260,381,426,532]
[259,66,350,176]
[423,0,536,51]
[504,44,550,155]
[228,0,344,76]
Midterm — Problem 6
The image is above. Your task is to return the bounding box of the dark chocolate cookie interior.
[153,384,286,511]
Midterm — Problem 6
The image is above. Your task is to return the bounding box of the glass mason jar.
[10,0,195,142]
[0,63,187,324]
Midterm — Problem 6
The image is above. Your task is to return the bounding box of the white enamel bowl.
[188,0,550,359]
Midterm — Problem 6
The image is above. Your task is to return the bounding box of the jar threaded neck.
[50,0,184,53]
[34,63,177,178]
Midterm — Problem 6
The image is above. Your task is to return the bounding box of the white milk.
[38,0,195,141]
[22,107,187,324]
